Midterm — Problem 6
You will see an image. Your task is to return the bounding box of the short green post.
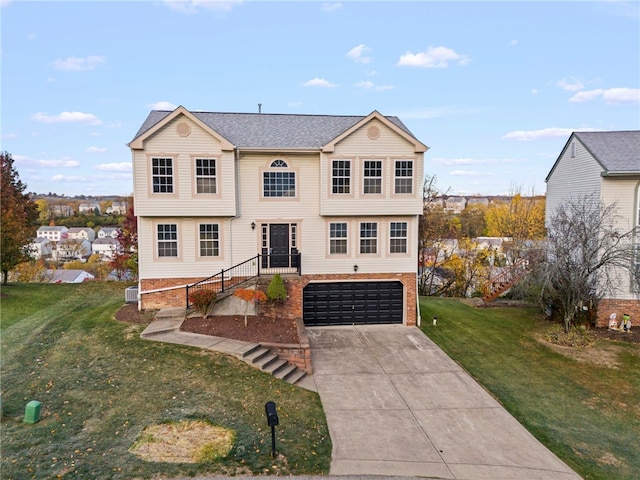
[24,400,41,424]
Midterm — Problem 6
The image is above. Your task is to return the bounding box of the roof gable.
[546,130,640,182]
[129,107,426,152]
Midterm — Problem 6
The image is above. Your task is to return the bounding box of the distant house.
[29,237,53,259]
[92,237,118,259]
[68,227,96,242]
[57,239,92,261]
[51,204,74,217]
[106,201,128,215]
[545,130,640,327]
[444,196,467,214]
[79,202,101,215]
[467,197,490,208]
[473,237,510,250]
[45,269,95,283]
[36,226,69,242]
[98,227,120,239]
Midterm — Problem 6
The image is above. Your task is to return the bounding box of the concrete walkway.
[307,325,582,480]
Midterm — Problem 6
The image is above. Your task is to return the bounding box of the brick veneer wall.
[142,272,418,326]
[596,298,640,328]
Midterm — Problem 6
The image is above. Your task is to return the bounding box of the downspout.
[230,146,241,267]
[416,213,421,327]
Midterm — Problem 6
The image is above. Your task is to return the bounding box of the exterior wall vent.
[176,122,191,137]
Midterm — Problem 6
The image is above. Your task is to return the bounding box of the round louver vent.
[367,125,380,140]
[176,122,191,137]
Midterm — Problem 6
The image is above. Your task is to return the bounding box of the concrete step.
[263,358,288,375]
[283,368,306,385]
[273,363,298,380]
[244,346,270,363]
[254,353,279,369]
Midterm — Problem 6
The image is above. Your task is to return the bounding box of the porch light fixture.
[353,264,358,272]
[251,222,256,230]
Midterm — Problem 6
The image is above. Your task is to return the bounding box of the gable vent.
[176,122,191,137]
[367,125,380,140]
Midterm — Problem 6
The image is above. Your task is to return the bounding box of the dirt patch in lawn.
[129,420,235,464]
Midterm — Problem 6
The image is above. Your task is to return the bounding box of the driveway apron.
[307,325,582,480]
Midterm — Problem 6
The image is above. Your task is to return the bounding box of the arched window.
[263,159,295,197]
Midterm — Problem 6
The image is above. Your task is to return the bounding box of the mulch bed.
[591,328,640,344]
[114,304,299,344]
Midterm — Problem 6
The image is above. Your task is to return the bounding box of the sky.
[1,0,639,198]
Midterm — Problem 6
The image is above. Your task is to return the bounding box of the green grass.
[420,297,640,480]
[1,283,331,479]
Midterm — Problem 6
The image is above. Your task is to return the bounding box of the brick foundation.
[596,298,640,328]
[141,271,418,326]
[262,317,312,374]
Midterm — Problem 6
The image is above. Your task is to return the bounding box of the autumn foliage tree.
[111,201,138,280]
[234,288,267,326]
[1,152,38,284]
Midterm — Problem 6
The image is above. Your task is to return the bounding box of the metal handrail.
[186,253,301,308]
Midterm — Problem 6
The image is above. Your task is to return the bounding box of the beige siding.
[545,139,603,222]
[601,177,640,300]
[321,119,424,216]
[132,115,236,217]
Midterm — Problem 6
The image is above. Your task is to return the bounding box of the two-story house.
[68,227,96,242]
[36,226,69,242]
[546,130,640,326]
[129,107,428,326]
[98,227,120,239]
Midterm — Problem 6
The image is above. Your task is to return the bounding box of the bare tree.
[535,194,638,332]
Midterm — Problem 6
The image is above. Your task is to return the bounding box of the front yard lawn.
[420,297,640,480]
[1,282,330,479]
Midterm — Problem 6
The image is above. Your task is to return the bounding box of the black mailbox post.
[265,401,279,457]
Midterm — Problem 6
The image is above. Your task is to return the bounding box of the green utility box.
[24,400,42,424]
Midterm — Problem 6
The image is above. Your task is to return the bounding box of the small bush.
[544,323,594,348]
[266,274,287,303]
[188,289,217,318]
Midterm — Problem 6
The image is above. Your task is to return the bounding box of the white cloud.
[163,0,242,14]
[502,127,582,141]
[531,88,538,95]
[353,80,394,92]
[397,46,470,68]
[14,154,80,168]
[95,162,131,172]
[2,132,17,139]
[394,106,482,119]
[288,101,303,107]
[303,78,337,88]
[557,77,584,92]
[147,101,178,110]
[52,55,106,71]
[52,174,87,182]
[347,44,372,64]
[450,170,493,177]
[510,39,518,46]
[433,157,525,166]
[322,2,342,12]
[86,146,107,153]
[32,111,102,125]
[569,87,640,104]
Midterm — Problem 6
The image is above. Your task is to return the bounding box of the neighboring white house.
[56,238,92,261]
[36,226,69,242]
[545,130,640,327]
[51,204,74,217]
[29,237,53,259]
[92,237,118,259]
[79,202,101,214]
[129,106,428,326]
[444,196,467,214]
[45,269,95,283]
[98,227,120,239]
[106,201,128,215]
[68,227,96,242]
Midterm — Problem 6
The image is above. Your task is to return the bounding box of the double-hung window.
[360,222,377,254]
[157,224,178,257]
[332,160,351,194]
[152,157,174,193]
[390,222,408,253]
[329,222,348,254]
[199,224,219,257]
[263,159,295,197]
[195,158,217,194]
[394,160,413,194]
[363,160,382,194]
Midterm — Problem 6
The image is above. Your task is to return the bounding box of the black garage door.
[303,281,403,326]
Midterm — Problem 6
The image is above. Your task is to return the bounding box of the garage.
[303,281,404,326]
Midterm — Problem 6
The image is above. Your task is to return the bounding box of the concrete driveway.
[307,325,581,480]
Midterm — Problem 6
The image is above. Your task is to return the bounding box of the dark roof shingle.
[575,131,640,173]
